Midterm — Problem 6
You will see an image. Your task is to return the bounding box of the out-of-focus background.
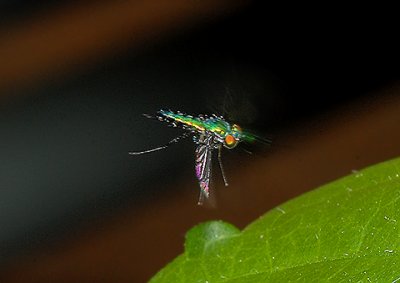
[0,1,399,282]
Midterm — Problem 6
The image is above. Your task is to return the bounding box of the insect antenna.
[217,146,229,186]
[129,132,191,155]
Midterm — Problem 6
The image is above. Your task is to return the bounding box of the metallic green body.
[159,109,256,144]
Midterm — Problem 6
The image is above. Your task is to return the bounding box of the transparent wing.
[195,135,213,205]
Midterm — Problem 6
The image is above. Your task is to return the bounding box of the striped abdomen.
[157,109,207,133]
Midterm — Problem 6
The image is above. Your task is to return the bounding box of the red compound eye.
[225,134,237,148]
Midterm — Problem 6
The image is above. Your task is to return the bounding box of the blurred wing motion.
[195,135,213,205]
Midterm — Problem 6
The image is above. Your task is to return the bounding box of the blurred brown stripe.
[0,0,248,94]
[1,85,399,283]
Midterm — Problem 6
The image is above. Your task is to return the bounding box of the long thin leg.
[218,146,229,186]
[241,147,253,155]
[198,189,206,205]
[129,132,190,155]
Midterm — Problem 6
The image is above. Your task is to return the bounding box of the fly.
[129,109,271,205]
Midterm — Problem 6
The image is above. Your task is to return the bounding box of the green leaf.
[150,158,400,282]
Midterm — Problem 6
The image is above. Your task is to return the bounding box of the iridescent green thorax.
[157,109,263,150]
[202,118,231,137]
[159,109,261,144]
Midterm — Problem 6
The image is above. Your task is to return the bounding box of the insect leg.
[241,147,253,155]
[197,190,206,205]
[129,132,190,155]
[218,145,229,186]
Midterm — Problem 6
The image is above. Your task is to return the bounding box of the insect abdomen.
[158,110,205,132]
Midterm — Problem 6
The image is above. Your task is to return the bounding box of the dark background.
[0,1,399,282]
